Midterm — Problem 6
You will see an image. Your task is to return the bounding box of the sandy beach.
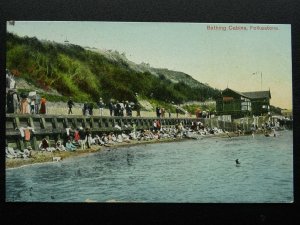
[6,132,237,169]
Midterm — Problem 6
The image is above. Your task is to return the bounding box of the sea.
[5,130,293,203]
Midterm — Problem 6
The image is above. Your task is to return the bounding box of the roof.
[222,88,249,99]
[242,91,271,99]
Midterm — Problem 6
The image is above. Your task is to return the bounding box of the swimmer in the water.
[235,159,241,166]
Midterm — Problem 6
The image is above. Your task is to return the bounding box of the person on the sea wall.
[6,89,19,113]
[89,103,94,116]
[195,108,201,118]
[67,97,74,114]
[156,106,161,118]
[109,100,114,116]
[135,102,141,117]
[20,93,30,114]
[161,108,165,118]
[35,93,40,114]
[30,97,35,114]
[40,96,47,114]
[97,98,105,116]
[176,106,180,118]
[82,102,89,116]
[125,101,133,117]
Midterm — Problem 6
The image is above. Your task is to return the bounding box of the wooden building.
[216,88,271,118]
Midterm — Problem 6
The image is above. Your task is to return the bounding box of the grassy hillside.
[6,32,221,104]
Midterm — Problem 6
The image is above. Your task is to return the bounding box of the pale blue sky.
[7,21,292,109]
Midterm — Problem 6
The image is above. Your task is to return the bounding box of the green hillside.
[6,32,221,104]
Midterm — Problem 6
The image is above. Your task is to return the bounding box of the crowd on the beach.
[5,120,228,160]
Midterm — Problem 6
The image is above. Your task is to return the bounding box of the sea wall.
[6,114,239,150]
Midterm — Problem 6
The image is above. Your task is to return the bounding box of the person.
[97,98,105,116]
[20,94,29,114]
[40,96,46,114]
[161,108,165,118]
[79,127,86,150]
[116,102,121,117]
[135,102,141,117]
[39,138,50,151]
[67,97,74,114]
[156,106,161,118]
[35,93,40,114]
[85,127,92,148]
[65,139,77,151]
[109,100,114,116]
[125,101,132,117]
[153,120,158,132]
[74,128,80,143]
[56,140,66,151]
[195,108,201,118]
[235,159,241,166]
[89,103,94,116]
[156,120,161,131]
[82,102,89,116]
[176,106,180,118]
[6,89,19,113]
[30,98,35,114]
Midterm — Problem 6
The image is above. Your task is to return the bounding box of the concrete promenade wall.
[6,113,238,151]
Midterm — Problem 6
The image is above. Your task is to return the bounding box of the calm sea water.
[6,130,293,203]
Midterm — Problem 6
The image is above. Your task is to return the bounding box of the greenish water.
[6,130,293,202]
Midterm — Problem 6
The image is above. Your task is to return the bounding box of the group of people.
[108,100,141,117]
[67,97,141,117]
[6,118,232,160]
[6,90,47,114]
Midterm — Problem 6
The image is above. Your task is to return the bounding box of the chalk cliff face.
[89,47,211,89]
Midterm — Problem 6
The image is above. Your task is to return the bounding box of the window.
[241,101,251,111]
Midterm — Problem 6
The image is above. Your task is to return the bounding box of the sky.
[6,21,292,109]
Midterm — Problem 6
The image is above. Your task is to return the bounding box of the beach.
[6,132,236,169]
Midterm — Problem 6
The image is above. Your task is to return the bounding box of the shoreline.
[5,131,257,169]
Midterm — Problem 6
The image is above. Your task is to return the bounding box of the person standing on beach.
[67,97,74,114]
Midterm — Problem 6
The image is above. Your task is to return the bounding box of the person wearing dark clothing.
[67,98,74,114]
[109,101,114,116]
[6,90,19,113]
[116,102,121,117]
[176,106,180,118]
[83,102,89,116]
[40,97,47,114]
[156,106,161,118]
[89,103,94,116]
[125,101,132,117]
[85,127,92,148]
